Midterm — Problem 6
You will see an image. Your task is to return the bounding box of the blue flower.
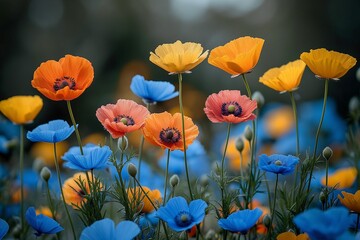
[156,196,207,232]
[25,207,63,236]
[258,154,299,175]
[27,120,75,143]
[159,140,210,177]
[0,218,9,239]
[130,75,179,104]
[293,207,351,240]
[218,208,263,234]
[139,211,158,240]
[62,144,112,171]
[80,218,140,240]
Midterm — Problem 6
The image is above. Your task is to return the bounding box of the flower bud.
[199,175,209,188]
[244,125,253,142]
[235,137,244,153]
[170,174,180,188]
[322,146,333,160]
[349,96,360,115]
[40,167,51,182]
[252,91,265,109]
[117,136,128,152]
[319,191,326,204]
[127,163,137,178]
[263,214,271,228]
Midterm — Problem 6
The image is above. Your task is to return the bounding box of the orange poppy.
[300,48,356,80]
[208,36,265,77]
[277,232,309,240]
[31,55,94,101]
[62,172,100,207]
[204,90,257,123]
[142,112,199,151]
[321,167,357,189]
[338,190,360,213]
[149,40,208,74]
[96,99,150,139]
[127,186,162,213]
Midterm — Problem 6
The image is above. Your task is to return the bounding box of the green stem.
[178,73,193,200]
[53,143,77,240]
[117,136,131,219]
[307,79,329,194]
[67,100,83,154]
[138,103,150,182]
[241,74,256,208]
[163,149,171,204]
[19,124,24,237]
[45,181,60,240]
[268,174,279,239]
[289,91,300,155]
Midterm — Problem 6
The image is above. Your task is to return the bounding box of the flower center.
[160,127,181,143]
[114,115,135,126]
[221,102,242,116]
[274,160,282,166]
[53,76,76,91]
[175,211,193,227]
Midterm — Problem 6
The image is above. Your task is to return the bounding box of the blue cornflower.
[218,208,262,234]
[27,120,75,143]
[80,218,140,240]
[156,196,207,232]
[130,75,179,104]
[62,144,112,171]
[293,207,352,240]
[25,207,63,236]
[0,218,9,239]
[258,154,299,175]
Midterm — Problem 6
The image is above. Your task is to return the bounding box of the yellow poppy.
[36,206,53,218]
[259,60,306,93]
[277,232,309,240]
[264,106,294,138]
[338,190,360,213]
[0,95,43,124]
[30,141,69,167]
[321,167,357,189]
[300,48,357,79]
[149,40,208,74]
[208,36,265,77]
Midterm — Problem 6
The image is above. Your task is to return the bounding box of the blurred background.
[1,0,360,133]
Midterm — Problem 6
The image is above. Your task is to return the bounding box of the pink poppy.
[204,90,257,123]
[96,99,150,138]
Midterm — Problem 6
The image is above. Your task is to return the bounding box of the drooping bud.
[322,146,333,160]
[127,163,137,178]
[252,91,265,109]
[117,136,128,152]
[40,167,51,182]
[170,174,180,188]
[244,125,253,142]
[235,137,244,153]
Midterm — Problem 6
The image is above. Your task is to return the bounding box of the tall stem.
[307,79,329,193]
[67,100,83,154]
[268,174,279,239]
[53,143,77,239]
[163,149,171,204]
[19,124,24,236]
[178,73,193,199]
[289,91,300,156]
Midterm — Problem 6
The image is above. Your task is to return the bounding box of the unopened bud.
[319,191,326,204]
[117,136,128,152]
[235,137,244,153]
[199,175,209,187]
[252,91,265,109]
[322,146,333,160]
[244,126,253,142]
[40,167,51,182]
[263,214,271,228]
[349,96,360,115]
[170,174,180,188]
[127,163,137,178]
